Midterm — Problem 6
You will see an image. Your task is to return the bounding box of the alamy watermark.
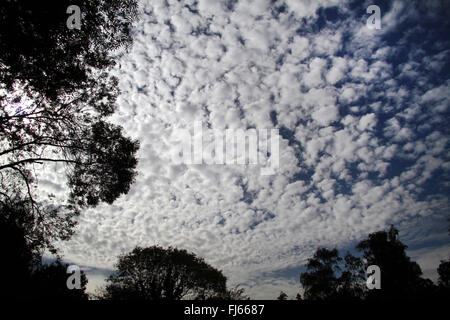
[366,5,381,30]
[66,264,81,290]
[66,5,81,30]
[366,265,381,289]
[171,121,280,176]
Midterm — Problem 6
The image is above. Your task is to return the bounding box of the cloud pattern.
[39,0,449,298]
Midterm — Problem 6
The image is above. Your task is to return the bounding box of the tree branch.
[0,138,87,157]
[0,157,81,171]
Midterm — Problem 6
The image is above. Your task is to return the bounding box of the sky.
[39,0,449,299]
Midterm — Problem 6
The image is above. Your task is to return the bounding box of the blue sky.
[39,0,449,299]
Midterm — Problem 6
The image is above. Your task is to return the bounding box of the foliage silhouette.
[0,203,38,299]
[277,291,288,300]
[0,0,137,103]
[356,225,433,300]
[1,191,77,255]
[299,247,366,301]
[218,285,250,300]
[437,259,450,288]
[296,226,447,301]
[99,246,229,300]
[30,259,89,300]
[0,0,140,249]
[300,248,342,300]
[0,202,88,299]
[335,252,367,300]
[436,224,450,298]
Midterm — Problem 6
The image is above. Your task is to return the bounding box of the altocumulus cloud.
[39,0,449,299]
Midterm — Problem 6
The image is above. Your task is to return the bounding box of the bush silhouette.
[99,246,228,300]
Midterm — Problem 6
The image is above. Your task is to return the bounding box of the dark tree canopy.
[219,286,250,300]
[437,260,450,288]
[356,225,433,299]
[335,252,366,300]
[300,248,341,300]
[0,0,140,249]
[0,0,137,104]
[67,120,139,207]
[298,226,442,301]
[0,204,38,299]
[0,203,88,300]
[276,291,288,300]
[299,247,365,301]
[30,259,89,300]
[0,194,74,256]
[100,246,228,300]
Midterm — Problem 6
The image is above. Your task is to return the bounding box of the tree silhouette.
[0,0,140,246]
[212,285,250,300]
[0,201,88,299]
[0,0,137,103]
[30,259,89,300]
[356,225,434,300]
[0,202,38,299]
[226,286,250,300]
[1,190,77,255]
[436,258,450,300]
[436,219,450,294]
[99,246,228,300]
[437,260,450,289]
[300,248,343,300]
[298,226,440,301]
[299,247,366,300]
[335,252,366,300]
[436,221,450,298]
[277,291,288,300]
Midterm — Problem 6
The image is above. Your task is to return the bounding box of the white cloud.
[285,0,338,19]
[303,57,327,88]
[311,105,339,126]
[326,56,348,84]
[358,113,377,131]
